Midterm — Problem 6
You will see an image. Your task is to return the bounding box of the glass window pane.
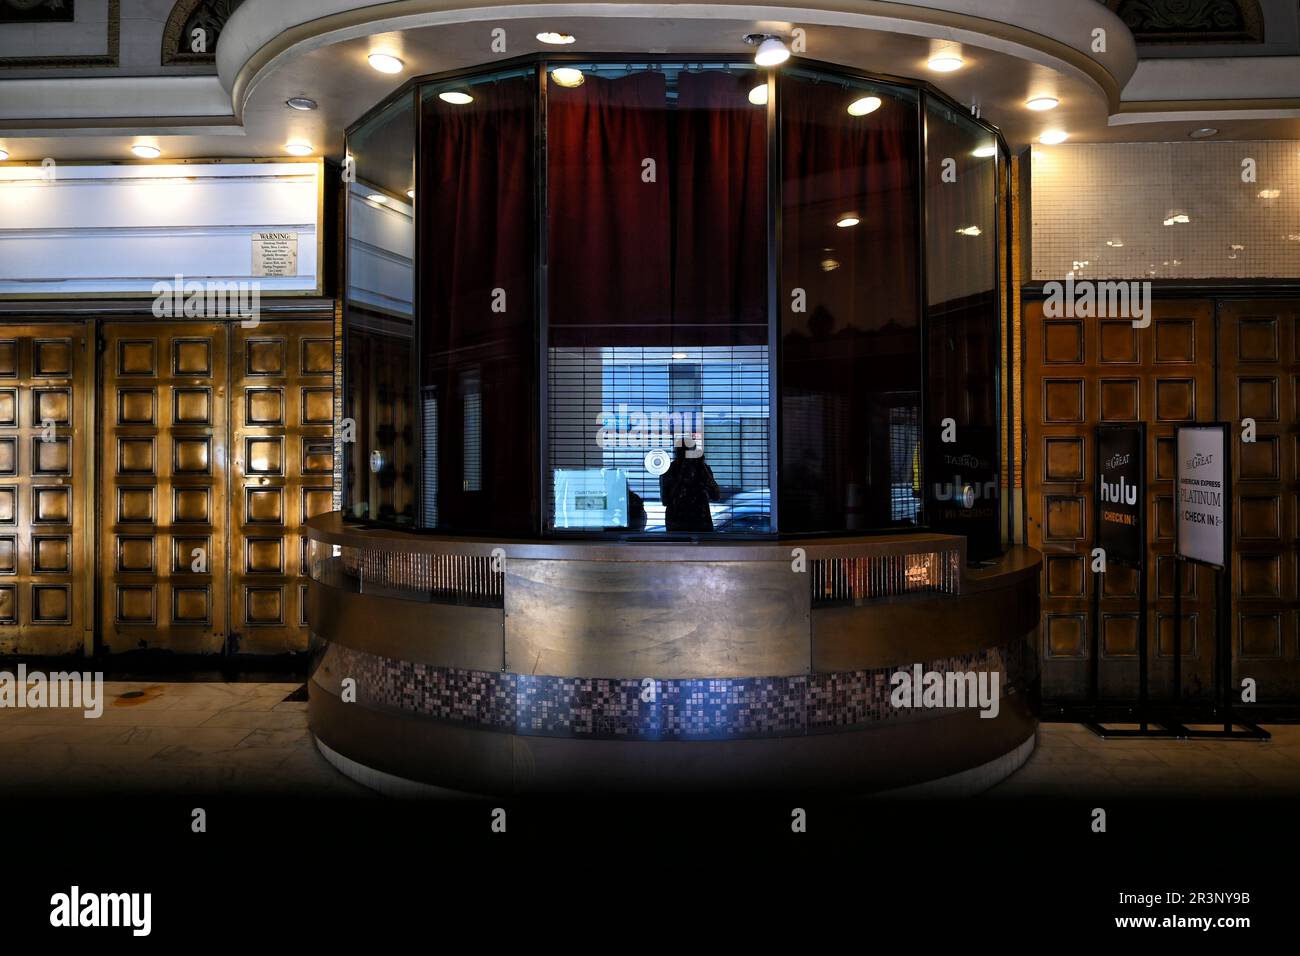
[419,67,538,533]
[344,92,417,524]
[545,63,771,534]
[779,70,921,532]
[923,97,1000,559]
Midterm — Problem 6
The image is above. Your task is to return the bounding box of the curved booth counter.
[305,513,1041,796]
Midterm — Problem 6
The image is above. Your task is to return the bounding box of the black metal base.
[1058,703,1272,741]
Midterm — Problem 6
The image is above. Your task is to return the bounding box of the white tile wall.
[1031,141,1300,280]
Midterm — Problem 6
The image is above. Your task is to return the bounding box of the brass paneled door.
[101,323,230,653]
[100,320,333,655]
[0,325,91,655]
[229,322,335,654]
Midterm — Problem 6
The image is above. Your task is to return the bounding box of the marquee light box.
[0,160,323,296]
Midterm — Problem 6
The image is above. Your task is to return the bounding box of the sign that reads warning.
[1097,425,1143,566]
[1175,425,1227,568]
[251,231,299,277]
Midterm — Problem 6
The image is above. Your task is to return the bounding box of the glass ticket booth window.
[343,58,1005,556]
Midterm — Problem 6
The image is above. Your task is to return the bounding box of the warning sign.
[251,231,299,277]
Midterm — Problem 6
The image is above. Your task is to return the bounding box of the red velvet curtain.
[546,69,766,348]
[547,71,671,347]
[671,70,768,346]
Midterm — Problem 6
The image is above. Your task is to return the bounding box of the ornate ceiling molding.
[162,0,245,66]
[1104,0,1264,44]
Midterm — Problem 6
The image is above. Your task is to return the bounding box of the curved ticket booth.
[318,54,1038,795]
[306,520,1039,794]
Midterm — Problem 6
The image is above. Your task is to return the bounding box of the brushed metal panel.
[812,574,1038,671]
[307,578,503,671]
[505,558,810,679]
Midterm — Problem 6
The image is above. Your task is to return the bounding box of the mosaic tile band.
[314,640,1031,742]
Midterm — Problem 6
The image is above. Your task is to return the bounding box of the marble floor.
[986,719,1300,799]
[1,681,1296,798]
[0,680,371,797]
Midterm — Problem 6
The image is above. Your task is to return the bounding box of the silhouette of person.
[626,488,647,532]
[659,438,721,532]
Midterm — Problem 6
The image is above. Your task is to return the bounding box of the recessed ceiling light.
[1162,213,1190,226]
[368,53,404,74]
[927,53,963,72]
[284,142,313,156]
[286,97,317,111]
[847,96,882,117]
[748,84,768,106]
[1106,239,1125,248]
[1039,130,1068,145]
[550,67,585,88]
[671,352,689,360]
[1025,96,1059,111]
[972,145,997,158]
[1258,188,1281,199]
[131,144,161,158]
[1189,127,1218,138]
[836,215,860,228]
[366,193,387,204]
[955,226,982,237]
[438,90,473,105]
[753,36,790,67]
[754,37,790,67]
[536,32,576,45]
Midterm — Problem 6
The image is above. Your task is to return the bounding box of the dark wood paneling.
[1025,299,1216,701]
[1218,301,1300,699]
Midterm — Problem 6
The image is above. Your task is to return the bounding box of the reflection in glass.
[779,69,922,532]
[344,92,416,524]
[924,98,1000,558]
[545,63,771,534]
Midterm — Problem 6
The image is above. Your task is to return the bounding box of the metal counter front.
[304,513,1041,795]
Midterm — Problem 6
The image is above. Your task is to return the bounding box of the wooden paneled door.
[0,325,92,655]
[1218,301,1300,700]
[1025,299,1217,702]
[100,320,332,655]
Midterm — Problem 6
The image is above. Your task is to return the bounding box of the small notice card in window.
[251,231,299,277]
